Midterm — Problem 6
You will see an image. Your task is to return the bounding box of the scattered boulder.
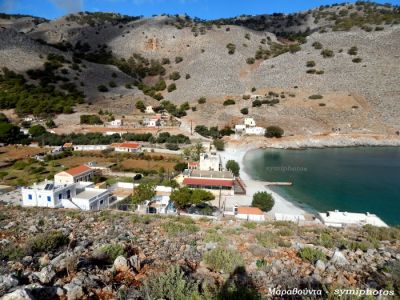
[0,275,19,296]
[113,256,130,273]
[315,260,326,272]
[330,250,349,266]
[1,289,34,300]
[35,265,56,284]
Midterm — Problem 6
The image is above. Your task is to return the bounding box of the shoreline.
[226,133,400,150]
[222,145,310,217]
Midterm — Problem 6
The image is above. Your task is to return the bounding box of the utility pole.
[218,187,222,210]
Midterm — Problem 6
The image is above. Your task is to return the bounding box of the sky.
[1,0,399,20]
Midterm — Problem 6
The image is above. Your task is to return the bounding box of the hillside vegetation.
[0,206,399,299]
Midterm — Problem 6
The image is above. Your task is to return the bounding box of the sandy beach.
[220,145,309,217]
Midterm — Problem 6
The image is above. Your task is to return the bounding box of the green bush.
[242,221,257,229]
[240,107,249,115]
[161,221,199,236]
[265,126,284,138]
[306,60,316,67]
[167,83,176,92]
[246,57,255,64]
[352,57,362,63]
[197,97,206,104]
[175,56,183,63]
[169,71,181,81]
[100,244,125,263]
[97,84,108,92]
[80,114,103,125]
[204,247,243,273]
[226,43,236,55]
[309,94,323,100]
[312,41,323,49]
[321,49,334,58]
[226,160,240,176]
[363,225,400,242]
[255,232,280,248]
[204,229,226,243]
[298,247,326,263]
[27,231,69,254]
[348,46,358,55]
[252,100,262,107]
[213,139,225,151]
[252,191,274,212]
[223,99,235,106]
[142,266,203,300]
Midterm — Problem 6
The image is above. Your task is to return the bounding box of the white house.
[234,124,246,133]
[318,210,388,228]
[244,118,256,127]
[111,142,142,153]
[199,151,222,171]
[21,181,76,208]
[54,165,95,185]
[234,206,265,222]
[245,126,265,136]
[63,188,110,211]
[73,145,111,151]
[110,119,123,127]
[145,106,154,114]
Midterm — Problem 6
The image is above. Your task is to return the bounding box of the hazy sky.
[1,0,399,20]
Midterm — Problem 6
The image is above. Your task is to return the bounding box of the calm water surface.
[243,147,400,225]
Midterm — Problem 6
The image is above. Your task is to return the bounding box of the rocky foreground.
[0,206,399,299]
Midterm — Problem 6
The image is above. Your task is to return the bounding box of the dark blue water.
[243,147,400,225]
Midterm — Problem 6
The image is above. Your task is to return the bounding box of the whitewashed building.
[110,119,123,126]
[54,165,95,185]
[234,206,265,221]
[73,145,111,151]
[318,210,388,228]
[245,126,265,135]
[63,188,110,211]
[199,151,222,171]
[111,142,142,153]
[244,118,256,127]
[21,181,76,208]
[145,106,154,114]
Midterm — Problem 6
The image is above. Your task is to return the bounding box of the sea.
[243,147,400,225]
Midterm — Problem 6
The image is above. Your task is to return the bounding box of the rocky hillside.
[0,206,399,299]
[0,2,399,132]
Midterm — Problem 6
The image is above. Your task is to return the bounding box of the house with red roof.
[182,170,235,196]
[54,165,95,185]
[234,206,265,221]
[111,142,142,153]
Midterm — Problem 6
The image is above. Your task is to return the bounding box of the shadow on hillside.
[217,266,261,300]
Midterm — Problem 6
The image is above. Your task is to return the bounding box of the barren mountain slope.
[0,3,399,134]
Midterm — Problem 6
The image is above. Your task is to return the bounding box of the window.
[47,196,51,202]
[100,200,104,205]
[28,194,32,200]
[67,190,71,198]
[58,194,62,200]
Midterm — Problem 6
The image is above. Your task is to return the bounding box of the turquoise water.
[243,147,400,225]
